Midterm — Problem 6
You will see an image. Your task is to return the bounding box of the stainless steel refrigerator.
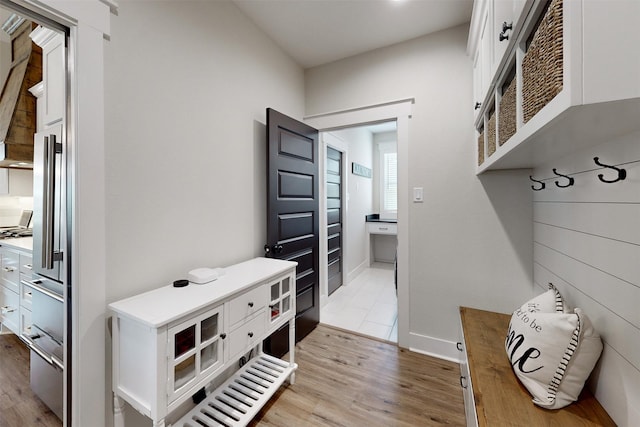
[22,122,65,419]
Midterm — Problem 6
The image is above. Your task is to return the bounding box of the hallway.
[320,264,397,342]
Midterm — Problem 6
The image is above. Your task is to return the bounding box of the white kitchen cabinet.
[19,252,33,337]
[29,26,65,127]
[0,248,20,293]
[0,246,33,336]
[0,282,19,334]
[110,257,297,427]
[471,0,640,172]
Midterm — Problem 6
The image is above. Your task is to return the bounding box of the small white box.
[187,267,225,284]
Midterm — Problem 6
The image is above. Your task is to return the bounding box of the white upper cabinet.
[491,0,515,77]
[469,0,528,121]
[469,0,640,173]
[30,27,65,127]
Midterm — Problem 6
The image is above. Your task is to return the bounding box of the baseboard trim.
[346,260,367,284]
[409,332,461,363]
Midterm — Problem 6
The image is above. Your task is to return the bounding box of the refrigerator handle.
[42,134,56,270]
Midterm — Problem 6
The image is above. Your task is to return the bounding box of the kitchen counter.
[0,237,33,252]
[365,214,397,224]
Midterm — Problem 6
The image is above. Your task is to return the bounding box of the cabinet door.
[478,8,493,98]
[0,285,19,334]
[167,305,224,403]
[472,50,483,121]
[1,249,20,293]
[493,0,515,76]
[42,34,65,127]
[268,275,294,331]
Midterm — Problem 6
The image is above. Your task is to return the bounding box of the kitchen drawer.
[367,222,397,235]
[20,280,33,310]
[1,250,20,293]
[228,311,265,360]
[228,284,267,327]
[20,307,32,337]
[0,285,20,334]
[19,253,33,275]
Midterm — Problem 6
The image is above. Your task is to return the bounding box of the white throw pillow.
[505,284,603,409]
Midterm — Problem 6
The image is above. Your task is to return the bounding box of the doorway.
[318,122,398,342]
[305,98,412,348]
[0,2,69,425]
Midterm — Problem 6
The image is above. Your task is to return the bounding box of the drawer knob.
[220,333,227,339]
[248,332,254,338]
[248,302,254,308]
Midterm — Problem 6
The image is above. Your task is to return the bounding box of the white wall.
[532,132,640,427]
[306,24,533,359]
[104,1,304,425]
[326,127,373,281]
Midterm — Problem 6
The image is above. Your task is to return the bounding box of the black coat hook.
[552,169,575,188]
[529,175,545,191]
[594,157,627,183]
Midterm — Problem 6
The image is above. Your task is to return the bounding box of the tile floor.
[320,263,397,342]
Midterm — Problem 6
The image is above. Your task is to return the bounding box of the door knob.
[264,244,283,256]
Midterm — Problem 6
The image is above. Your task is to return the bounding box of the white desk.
[366,222,397,266]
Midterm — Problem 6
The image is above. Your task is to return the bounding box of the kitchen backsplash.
[0,196,33,227]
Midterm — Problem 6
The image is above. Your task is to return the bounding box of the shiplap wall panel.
[533,131,639,426]
[588,343,640,426]
[534,244,640,329]
[533,262,640,368]
[535,223,640,285]
[534,202,640,245]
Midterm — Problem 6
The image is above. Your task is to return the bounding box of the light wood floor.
[250,325,466,427]
[0,333,61,427]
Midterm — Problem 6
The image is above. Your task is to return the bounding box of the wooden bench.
[459,306,615,427]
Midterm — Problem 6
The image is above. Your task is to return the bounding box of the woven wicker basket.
[499,77,517,146]
[478,130,485,165]
[522,0,563,123]
[487,111,496,156]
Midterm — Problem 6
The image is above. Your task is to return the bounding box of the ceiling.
[233,0,473,69]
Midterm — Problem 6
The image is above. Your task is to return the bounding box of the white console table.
[109,257,297,427]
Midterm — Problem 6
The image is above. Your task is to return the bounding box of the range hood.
[0,16,41,169]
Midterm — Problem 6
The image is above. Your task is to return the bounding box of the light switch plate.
[413,187,424,203]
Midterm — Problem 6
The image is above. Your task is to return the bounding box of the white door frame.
[305,98,413,348]
[318,131,349,308]
[18,0,113,424]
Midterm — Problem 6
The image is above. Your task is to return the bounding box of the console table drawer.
[229,311,265,361]
[229,284,267,327]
